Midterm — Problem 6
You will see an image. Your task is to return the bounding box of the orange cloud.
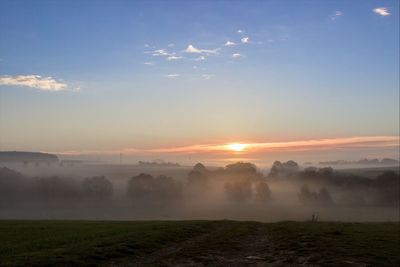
[245,136,399,153]
[51,136,399,156]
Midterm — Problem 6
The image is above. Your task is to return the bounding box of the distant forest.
[1,161,398,211]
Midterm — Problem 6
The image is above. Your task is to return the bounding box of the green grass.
[0,220,399,266]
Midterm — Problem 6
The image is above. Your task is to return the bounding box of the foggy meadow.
[1,157,398,221]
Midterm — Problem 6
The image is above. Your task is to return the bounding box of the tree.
[82,176,113,199]
[224,179,252,203]
[374,171,399,206]
[268,160,299,177]
[317,167,334,177]
[225,162,257,175]
[0,167,28,205]
[154,175,182,204]
[187,170,208,189]
[298,184,317,205]
[254,181,271,202]
[127,173,182,206]
[35,176,80,200]
[193,163,207,173]
[318,187,333,206]
[127,173,155,202]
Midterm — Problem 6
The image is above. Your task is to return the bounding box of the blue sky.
[0,0,398,162]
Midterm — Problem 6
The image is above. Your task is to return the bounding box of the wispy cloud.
[165,74,180,78]
[237,29,244,34]
[143,62,154,65]
[225,41,236,47]
[52,136,399,156]
[185,44,219,55]
[232,53,243,59]
[150,49,175,57]
[140,136,400,154]
[167,56,183,61]
[202,74,213,80]
[330,11,344,21]
[241,37,249,44]
[373,7,390,16]
[193,56,206,61]
[0,75,68,91]
[244,136,399,153]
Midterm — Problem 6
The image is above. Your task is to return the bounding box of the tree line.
[0,160,398,208]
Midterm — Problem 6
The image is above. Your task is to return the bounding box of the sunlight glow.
[51,136,399,156]
[227,143,247,152]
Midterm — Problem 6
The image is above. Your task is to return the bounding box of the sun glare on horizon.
[227,143,247,152]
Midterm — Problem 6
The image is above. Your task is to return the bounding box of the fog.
[0,160,398,222]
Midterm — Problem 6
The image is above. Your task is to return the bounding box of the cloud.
[144,62,154,65]
[165,74,180,78]
[232,53,243,58]
[330,11,344,21]
[193,55,206,61]
[241,37,249,44]
[150,49,175,57]
[335,11,343,16]
[167,43,175,47]
[167,56,183,61]
[144,44,156,49]
[373,7,390,16]
[202,74,213,80]
[0,75,67,91]
[237,29,244,34]
[143,136,400,154]
[54,136,399,155]
[225,41,236,47]
[185,44,219,55]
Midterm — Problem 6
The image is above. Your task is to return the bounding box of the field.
[0,221,399,266]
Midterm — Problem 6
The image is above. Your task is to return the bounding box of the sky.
[0,0,399,164]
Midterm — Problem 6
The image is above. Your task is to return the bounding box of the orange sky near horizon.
[50,135,399,157]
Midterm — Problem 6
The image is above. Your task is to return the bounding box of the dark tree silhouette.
[299,184,334,206]
[154,175,182,204]
[127,173,182,206]
[225,162,257,175]
[317,167,334,177]
[127,173,156,203]
[224,179,252,203]
[268,160,299,177]
[0,167,27,205]
[82,176,113,199]
[298,184,317,204]
[187,170,208,188]
[318,187,334,206]
[35,176,80,200]
[374,171,399,206]
[254,181,272,202]
[193,163,207,173]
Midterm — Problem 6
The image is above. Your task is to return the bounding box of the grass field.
[0,220,399,266]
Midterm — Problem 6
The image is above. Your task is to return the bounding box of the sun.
[227,143,247,152]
